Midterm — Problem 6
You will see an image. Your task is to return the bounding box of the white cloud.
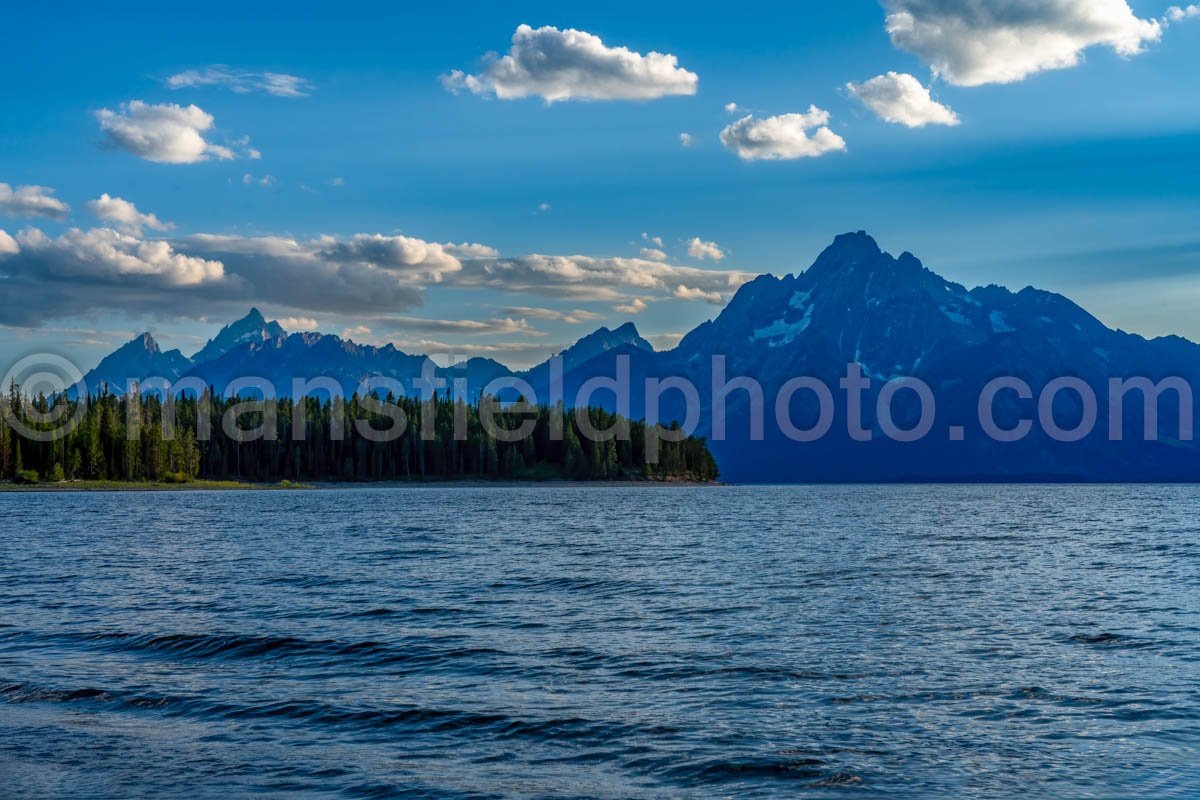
[499,306,603,324]
[687,237,726,261]
[330,177,346,187]
[445,242,500,258]
[85,194,172,235]
[166,66,314,97]
[278,316,318,331]
[884,0,1163,87]
[725,102,739,113]
[640,247,668,261]
[720,107,847,161]
[679,132,694,147]
[641,232,663,247]
[178,232,462,317]
[0,228,474,326]
[242,173,276,187]
[537,202,552,213]
[342,324,372,339]
[313,234,462,280]
[0,183,70,220]
[442,24,698,103]
[96,101,248,164]
[0,223,754,328]
[454,253,752,305]
[614,298,648,314]
[672,285,725,304]
[847,72,960,128]
[13,227,225,286]
[1166,4,1200,22]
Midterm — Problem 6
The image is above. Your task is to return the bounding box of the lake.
[1,485,1197,798]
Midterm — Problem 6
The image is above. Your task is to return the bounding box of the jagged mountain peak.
[120,331,161,354]
[802,232,943,290]
[193,308,287,364]
[80,331,190,395]
[569,322,652,353]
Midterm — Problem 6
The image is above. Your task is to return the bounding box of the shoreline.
[0,477,723,492]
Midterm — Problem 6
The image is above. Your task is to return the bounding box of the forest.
[0,385,719,485]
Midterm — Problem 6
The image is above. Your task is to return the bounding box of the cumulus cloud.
[672,285,725,304]
[445,242,501,258]
[0,223,754,329]
[499,306,603,324]
[884,0,1163,87]
[166,66,314,97]
[847,72,960,128]
[310,234,463,281]
[614,298,648,314]
[10,227,224,287]
[687,237,726,261]
[640,247,668,261]
[720,107,847,161]
[1166,4,1200,22]
[0,183,70,220]
[453,253,752,305]
[724,102,739,113]
[158,233,449,319]
[641,232,664,247]
[278,316,319,331]
[96,101,250,164]
[679,132,694,147]
[442,24,698,103]
[85,194,172,235]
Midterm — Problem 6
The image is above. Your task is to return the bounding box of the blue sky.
[1,0,1199,370]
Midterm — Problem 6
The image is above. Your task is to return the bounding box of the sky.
[1,0,1199,372]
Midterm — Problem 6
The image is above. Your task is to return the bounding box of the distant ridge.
[76,232,1200,481]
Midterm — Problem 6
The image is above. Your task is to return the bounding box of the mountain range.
[77,232,1200,482]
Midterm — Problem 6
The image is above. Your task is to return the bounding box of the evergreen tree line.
[0,384,719,484]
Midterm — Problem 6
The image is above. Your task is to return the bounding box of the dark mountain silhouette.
[81,333,191,395]
[79,232,1200,481]
[192,308,286,365]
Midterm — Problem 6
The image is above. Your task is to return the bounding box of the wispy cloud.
[498,307,603,324]
[166,66,314,97]
[242,173,276,188]
[377,316,543,336]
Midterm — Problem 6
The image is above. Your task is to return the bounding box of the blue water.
[1,485,1198,799]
